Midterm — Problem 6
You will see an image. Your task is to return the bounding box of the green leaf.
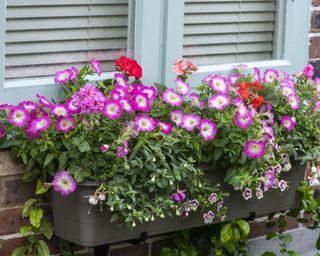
[224,168,237,183]
[110,214,119,223]
[43,153,54,167]
[30,208,43,228]
[58,152,68,169]
[233,227,241,242]
[266,231,277,241]
[236,219,250,236]
[22,198,37,218]
[37,240,50,256]
[21,153,27,165]
[40,219,54,240]
[262,252,277,256]
[287,251,300,256]
[220,223,232,243]
[19,226,32,236]
[35,179,49,195]
[10,246,26,256]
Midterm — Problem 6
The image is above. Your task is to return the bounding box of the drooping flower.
[233,112,253,129]
[170,110,184,126]
[54,69,72,84]
[90,58,102,76]
[303,64,314,78]
[190,199,199,211]
[181,114,201,131]
[256,187,263,199]
[199,119,217,141]
[100,144,110,153]
[102,100,123,120]
[158,122,173,135]
[208,192,218,204]
[287,95,300,110]
[253,67,261,82]
[162,89,183,107]
[131,91,150,112]
[52,171,77,196]
[280,116,295,132]
[201,74,214,84]
[208,94,230,111]
[172,190,186,202]
[8,106,30,127]
[242,188,252,200]
[210,76,229,94]
[233,64,248,73]
[278,180,287,192]
[172,58,198,76]
[56,116,76,133]
[244,140,267,159]
[203,211,215,224]
[116,141,129,158]
[51,104,68,117]
[263,69,279,83]
[263,171,276,191]
[189,93,204,109]
[134,114,155,132]
[37,94,51,108]
[19,101,38,113]
[68,66,79,81]
[175,78,190,96]
[29,116,51,133]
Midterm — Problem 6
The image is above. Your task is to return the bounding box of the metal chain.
[235,0,242,64]
[85,0,93,62]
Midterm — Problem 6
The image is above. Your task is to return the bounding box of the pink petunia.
[234,112,253,129]
[29,116,51,133]
[210,76,229,94]
[199,119,217,141]
[119,97,134,114]
[175,78,190,96]
[90,58,102,76]
[134,114,155,132]
[244,140,266,159]
[52,171,77,196]
[208,94,230,111]
[263,69,279,83]
[228,74,242,85]
[281,116,295,132]
[100,144,110,153]
[263,171,276,191]
[162,89,183,107]
[56,116,76,133]
[303,64,314,79]
[51,104,69,117]
[8,106,30,127]
[287,95,300,110]
[37,94,51,108]
[54,69,72,84]
[253,67,261,82]
[114,73,128,88]
[102,100,123,120]
[68,67,79,81]
[181,114,201,131]
[141,86,157,102]
[65,97,80,115]
[158,122,173,135]
[170,110,184,126]
[131,91,150,112]
[281,86,296,98]
[19,101,38,113]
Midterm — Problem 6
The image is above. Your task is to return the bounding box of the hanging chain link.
[235,0,242,64]
[85,0,93,62]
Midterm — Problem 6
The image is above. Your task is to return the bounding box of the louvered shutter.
[183,0,276,66]
[5,0,129,80]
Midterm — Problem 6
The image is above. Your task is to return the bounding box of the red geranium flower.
[251,96,265,109]
[115,56,142,80]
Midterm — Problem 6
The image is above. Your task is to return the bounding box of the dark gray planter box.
[52,164,305,247]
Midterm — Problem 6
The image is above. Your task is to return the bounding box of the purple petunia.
[102,100,123,120]
[51,104,68,117]
[208,94,230,111]
[190,199,199,211]
[37,94,51,108]
[56,116,76,133]
[208,192,218,204]
[172,190,186,202]
[233,112,253,129]
[280,116,295,132]
[116,141,129,158]
[199,119,217,141]
[244,140,267,159]
[134,114,155,132]
[278,180,288,192]
[281,85,296,98]
[131,91,150,112]
[162,89,183,107]
[253,67,261,82]
[54,69,72,84]
[228,74,241,85]
[203,211,215,224]
[287,95,300,110]
[181,113,201,131]
[210,76,229,94]
[175,78,190,96]
[52,171,77,196]
[119,97,134,114]
[256,187,263,199]
[114,73,128,88]
[19,101,38,113]
[90,58,102,76]
[29,116,51,133]
[8,106,30,127]
[158,122,173,135]
[170,110,184,127]
[263,69,279,83]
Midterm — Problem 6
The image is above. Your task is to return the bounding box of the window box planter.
[52,163,305,247]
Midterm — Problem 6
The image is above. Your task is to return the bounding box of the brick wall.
[310,0,320,76]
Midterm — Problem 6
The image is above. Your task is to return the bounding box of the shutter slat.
[183,0,276,66]
[5,0,129,79]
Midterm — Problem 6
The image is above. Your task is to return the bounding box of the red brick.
[313,0,320,6]
[0,150,24,177]
[0,177,35,205]
[110,243,149,256]
[309,37,320,59]
[311,11,320,32]
[0,207,26,236]
[0,237,27,255]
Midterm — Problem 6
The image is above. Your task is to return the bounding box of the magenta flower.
[175,78,190,96]
[19,101,38,113]
[170,110,184,126]
[244,140,266,159]
[242,188,252,200]
[303,64,314,78]
[68,66,79,81]
[263,171,276,191]
[158,122,173,135]
[162,89,183,107]
[52,171,77,196]
[181,113,201,131]
[189,93,204,109]
[134,114,155,132]
[316,101,320,109]
[54,69,72,84]
[263,69,279,83]
[0,125,5,138]
[51,104,68,117]
[141,86,157,102]
[210,76,229,94]
[37,94,51,108]
[114,73,128,88]
[131,91,150,112]
[116,141,129,158]
[90,58,102,76]
[8,106,30,127]
[278,180,287,192]
[65,97,80,115]
[119,97,134,114]
[208,94,230,111]
[234,113,253,129]
[190,199,199,211]
[172,190,186,202]
[281,85,295,98]
[201,74,213,84]
[100,144,110,153]
[228,74,241,85]
[56,116,76,133]
[199,119,217,141]
[102,100,123,120]
[29,116,51,133]
[253,67,261,82]
[287,95,300,110]
[281,116,295,132]
[280,78,295,88]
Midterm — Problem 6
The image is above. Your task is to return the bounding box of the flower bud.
[160,213,165,218]
[169,180,173,185]
[151,215,155,221]
[110,206,114,211]
[151,176,156,183]
[152,157,156,162]
[88,196,98,205]
[311,166,317,173]
[184,163,187,168]
[132,221,136,227]
[127,204,132,210]
[98,193,106,201]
